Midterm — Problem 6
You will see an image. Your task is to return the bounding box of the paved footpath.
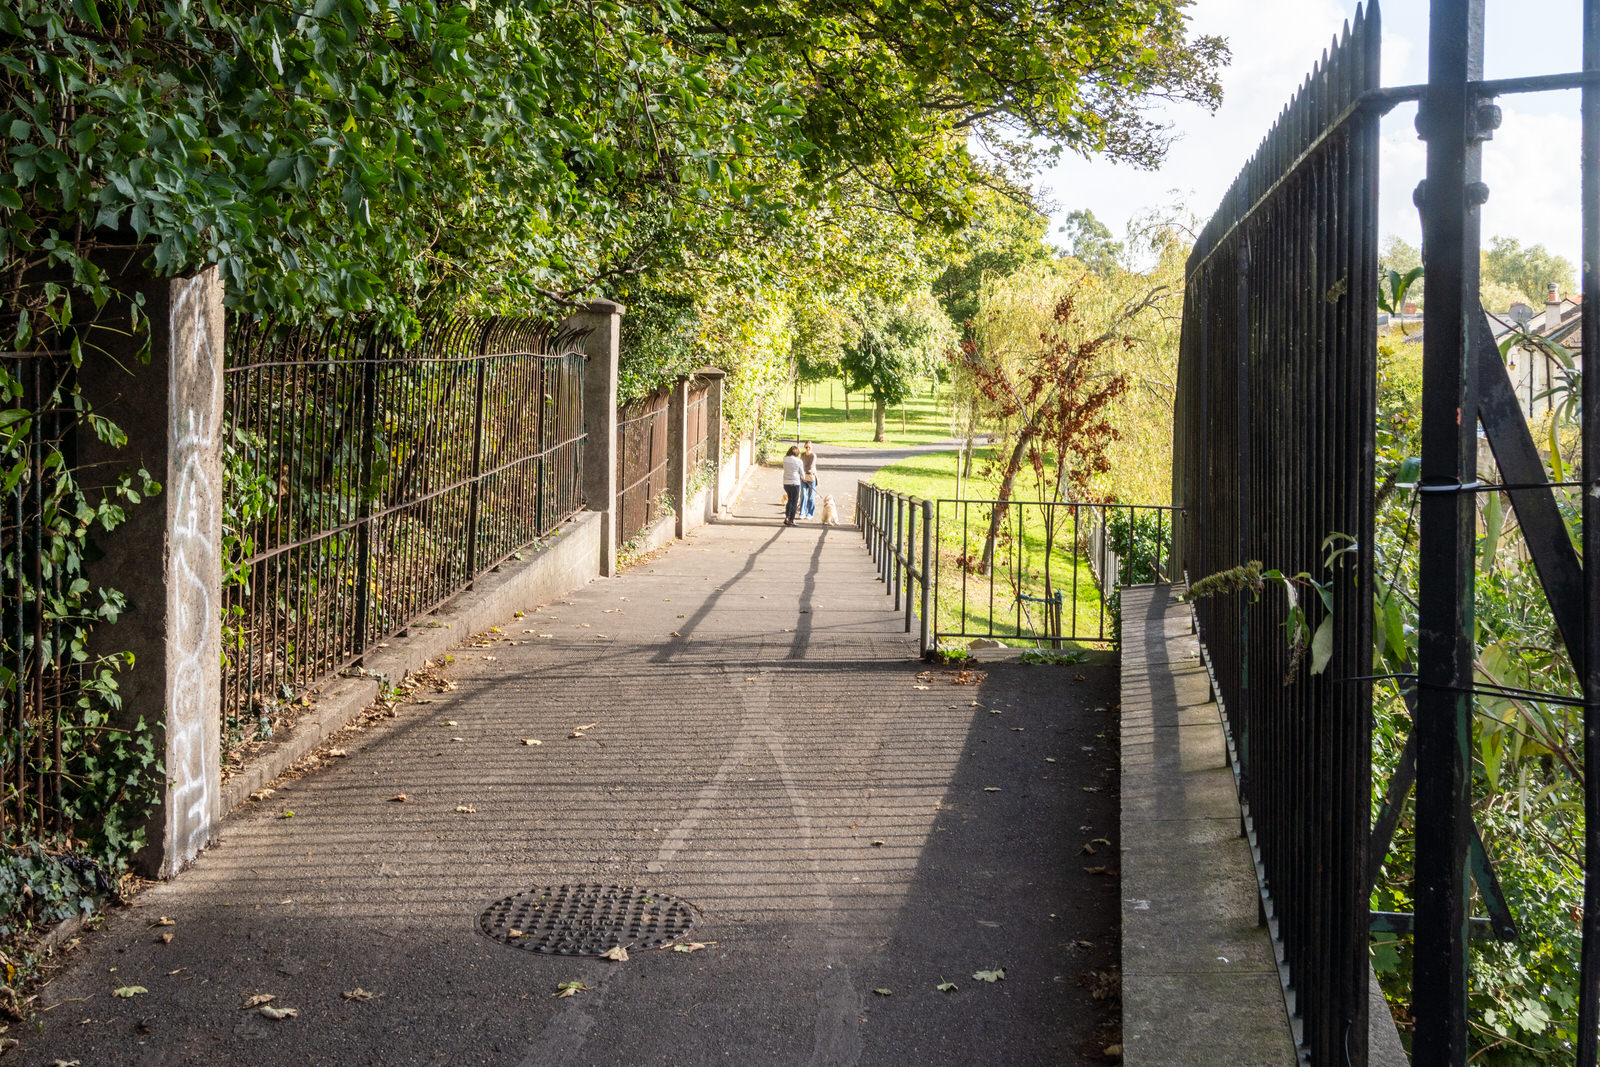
[21,446,1121,1067]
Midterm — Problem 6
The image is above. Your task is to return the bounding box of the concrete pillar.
[79,265,224,879]
[666,376,690,538]
[566,299,624,576]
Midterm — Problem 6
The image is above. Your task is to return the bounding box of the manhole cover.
[478,884,700,956]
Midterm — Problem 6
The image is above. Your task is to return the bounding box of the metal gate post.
[921,500,933,656]
[1413,0,1485,1060]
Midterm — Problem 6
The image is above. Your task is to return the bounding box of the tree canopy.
[2,0,1226,351]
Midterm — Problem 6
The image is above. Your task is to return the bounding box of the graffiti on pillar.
[165,273,221,872]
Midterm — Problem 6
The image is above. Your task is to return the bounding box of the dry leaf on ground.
[239,993,275,1009]
[599,945,629,962]
[259,1005,297,1020]
[520,738,542,746]
[671,941,715,953]
[112,986,147,998]
[342,988,376,1001]
[972,969,1005,982]
[147,917,175,928]
[455,805,476,814]
[388,794,408,802]
[554,981,591,998]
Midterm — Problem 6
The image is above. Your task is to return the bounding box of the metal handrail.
[856,482,933,656]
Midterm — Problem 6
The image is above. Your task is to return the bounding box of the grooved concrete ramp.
[23,447,1121,1067]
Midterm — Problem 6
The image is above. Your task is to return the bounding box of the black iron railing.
[615,389,669,547]
[856,484,1176,658]
[931,498,1176,653]
[222,317,585,747]
[856,483,933,652]
[1177,0,1600,1061]
[1174,5,1380,1059]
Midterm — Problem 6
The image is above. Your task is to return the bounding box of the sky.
[1038,0,1587,278]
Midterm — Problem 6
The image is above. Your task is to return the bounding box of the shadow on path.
[20,447,1120,1067]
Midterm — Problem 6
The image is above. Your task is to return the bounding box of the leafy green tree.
[1482,235,1576,307]
[1058,209,1124,276]
[841,291,957,441]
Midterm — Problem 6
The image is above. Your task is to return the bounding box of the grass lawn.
[778,377,956,449]
[869,448,1112,650]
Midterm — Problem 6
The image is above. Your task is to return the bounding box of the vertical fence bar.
[1581,0,1600,1059]
[1413,0,1483,1059]
[921,500,933,656]
[905,499,916,634]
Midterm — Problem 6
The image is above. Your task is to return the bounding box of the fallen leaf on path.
[259,1005,297,1020]
[599,945,629,962]
[671,941,714,953]
[506,929,524,939]
[342,989,376,1002]
[147,917,175,928]
[1074,674,1085,681]
[249,788,275,801]
[983,787,1001,793]
[1079,844,1097,856]
[554,981,591,998]
[520,738,542,746]
[972,969,1005,983]
[570,723,598,737]
[279,811,294,819]
[388,794,408,802]
[327,748,347,758]
[450,737,464,742]
[455,805,476,814]
[538,634,553,639]
[484,655,497,662]
[1045,757,1057,763]
[603,609,621,614]
[439,720,458,727]
[1093,838,1112,847]
[872,988,892,996]
[1103,1045,1123,1057]
[669,631,682,637]
[936,981,958,993]
[240,993,276,1009]
[912,685,930,690]
[159,933,173,944]
[112,986,147,998]
[50,1059,80,1066]
[871,840,884,847]
[1083,866,1110,875]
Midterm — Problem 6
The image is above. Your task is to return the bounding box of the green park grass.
[778,377,956,449]
[867,447,1110,651]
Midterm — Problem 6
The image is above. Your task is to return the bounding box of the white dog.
[818,495,839,526]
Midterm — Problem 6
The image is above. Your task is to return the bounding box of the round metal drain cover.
[478,884,700,956]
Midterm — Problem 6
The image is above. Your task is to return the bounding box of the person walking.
[800,441,819,520]
[781,445,803,526]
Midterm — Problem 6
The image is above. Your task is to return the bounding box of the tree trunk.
[979,428,1033,573]
[873,399,886,442]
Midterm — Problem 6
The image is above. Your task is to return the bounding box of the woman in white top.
[781,445,804,526]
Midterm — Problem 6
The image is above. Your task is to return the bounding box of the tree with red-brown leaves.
[951,289,1162,572]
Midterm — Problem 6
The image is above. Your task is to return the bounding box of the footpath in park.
[21,446,1122,1067]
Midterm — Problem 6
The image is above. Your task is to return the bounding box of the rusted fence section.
[686,383,709,474]
[221,317,585,749]
[615,388,670,548]
[0,351,77,843]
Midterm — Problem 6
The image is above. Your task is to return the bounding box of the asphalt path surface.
[20,445,1121,1066]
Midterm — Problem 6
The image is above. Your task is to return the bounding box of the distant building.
[1491,283,1581,419]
